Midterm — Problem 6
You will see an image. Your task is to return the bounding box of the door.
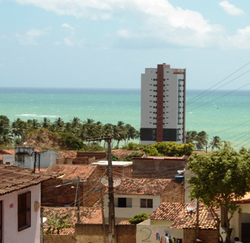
[242,223,250,243]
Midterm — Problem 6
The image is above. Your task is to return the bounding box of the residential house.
[104,178,184,224]
[225,193,250,243]
[0,149,15,164]
[132,156,187,179]
[15,147,61,168]
[42,164,102,207]
[92,160,133,178]
[0,164,52,243]
[137,202,218,243]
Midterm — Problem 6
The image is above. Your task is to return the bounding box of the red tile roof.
[170,203,218,230]
[0,164,52,195]
[46,164,97,180]
[112,178,178,196]
[58,151,77,159]
[43,206,102,235]
[0,150,15,155]
[150,202,186,221]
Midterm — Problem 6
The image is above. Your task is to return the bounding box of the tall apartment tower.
[140,63,186,144]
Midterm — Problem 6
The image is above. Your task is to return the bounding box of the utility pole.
[87,137,115,243]
[106,137,115,243]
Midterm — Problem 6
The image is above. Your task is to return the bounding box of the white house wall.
[0,184,41,243]
[104,194,161,222]
[136,219,183,243]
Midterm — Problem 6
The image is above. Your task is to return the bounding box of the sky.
[1,0,250,90]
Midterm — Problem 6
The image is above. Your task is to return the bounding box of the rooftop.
[92,160,133,167]
[112,178,177,196]
[43,206,102,235]
[150,202,186,221]
[0,164,52,196]
[46,164,97,180]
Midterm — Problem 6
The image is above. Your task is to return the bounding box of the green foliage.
[143,145,159,156]
[188,144,250,242]
[122,142,140,150]
[109,153,120,161]
[143,142,194,157]
[122,152,144,161]
[129,213,150,224]
[60,133,83,150]
[45,212,72,235]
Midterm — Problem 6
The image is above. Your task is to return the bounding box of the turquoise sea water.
[1,87,250,150]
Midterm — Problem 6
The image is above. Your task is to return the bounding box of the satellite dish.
[187,203,197,211]
[101,176,121,187]
[177,168,185,175]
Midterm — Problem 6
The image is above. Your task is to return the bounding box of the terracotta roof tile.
[46,164,97,180]
[0,164,52,195]
[170,203,218,230]
[58,151,77,159]
[150,202,186,221]
[112,178,177,196]
[0,150,15,155]
[118,220,131,225]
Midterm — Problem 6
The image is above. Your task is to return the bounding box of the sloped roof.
[0,149,15,155]
[58,151,77,159]
[46,164,97,180]
[150,202,186,221]
[113,178,177,196]
[43,206,102,235]
[0,164,52,196]
[170,203,218,230]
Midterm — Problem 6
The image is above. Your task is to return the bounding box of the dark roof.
[0,164,52,196]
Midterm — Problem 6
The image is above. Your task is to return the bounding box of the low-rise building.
[104,178,184,224]
[0,164,52,243]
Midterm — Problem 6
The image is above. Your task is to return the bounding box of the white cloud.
[227,26,250,49]
[62,23,75,31]
[13,0,249,49]
[219,1,244,16]
[15,27,49,45]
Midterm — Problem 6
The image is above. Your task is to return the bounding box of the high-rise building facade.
[140,63,186,144]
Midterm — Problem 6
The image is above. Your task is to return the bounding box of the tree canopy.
[129,213,149,224]
[188,144,250,243]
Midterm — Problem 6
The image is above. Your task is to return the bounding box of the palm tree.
[11,118,27,142]
[41,117,51,129]
[210,136,222,151]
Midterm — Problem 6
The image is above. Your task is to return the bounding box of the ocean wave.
[16,114,59,118]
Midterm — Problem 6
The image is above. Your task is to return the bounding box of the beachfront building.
[140,63,186,144]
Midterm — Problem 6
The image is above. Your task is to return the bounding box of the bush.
[129,213,150,224]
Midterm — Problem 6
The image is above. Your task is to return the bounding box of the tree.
[210,136,222,151]
[45,212,72,235]
[188,144,250,243]
[129,213,149,224]
[196,131,208,150]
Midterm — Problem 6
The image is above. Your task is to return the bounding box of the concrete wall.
[132,157,187,179]
[38,150,61,168]
[184,229,218,243]
[136,219,183,243]
[0,184,41,243]
[75,223,136,243]
[3,155,15,165]
[44,235,76,243]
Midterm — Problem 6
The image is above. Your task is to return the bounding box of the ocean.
[1,87,250,150]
